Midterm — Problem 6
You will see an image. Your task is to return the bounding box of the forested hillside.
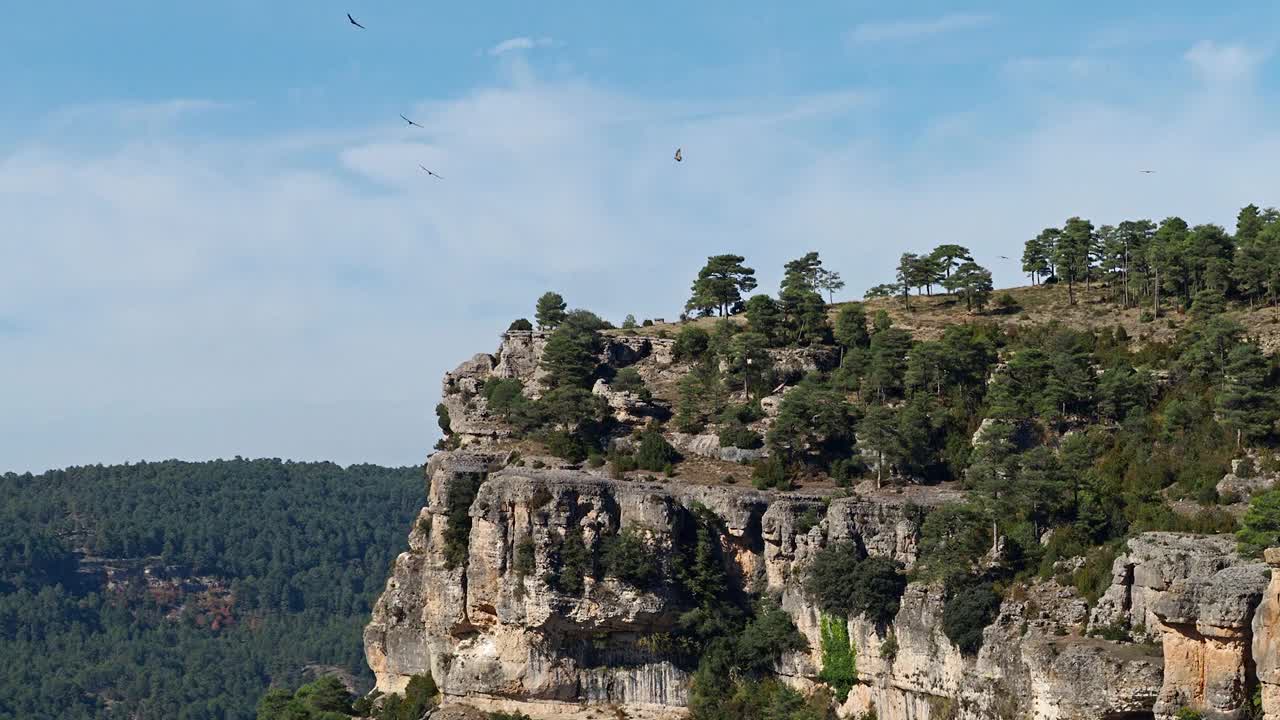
[0,459,421,720]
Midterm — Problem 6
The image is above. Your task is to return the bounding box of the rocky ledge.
[364,451,1279,719]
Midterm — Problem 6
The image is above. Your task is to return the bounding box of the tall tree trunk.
[1152,266,1160,317]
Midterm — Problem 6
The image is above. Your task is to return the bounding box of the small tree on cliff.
[535,291,568,330]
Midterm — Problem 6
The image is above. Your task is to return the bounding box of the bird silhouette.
[999,255,1010,260]
[419,165,443,180]
[400,114,423,128]
[1139,169,1155,174]
[347,13,366,29]
[674,148,682,162]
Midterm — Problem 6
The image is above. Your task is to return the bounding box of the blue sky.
[3,2,1279,473]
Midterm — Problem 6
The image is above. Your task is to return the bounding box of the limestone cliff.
[366,331,1278,720]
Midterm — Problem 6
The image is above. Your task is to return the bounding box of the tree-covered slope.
[0,459,421,720]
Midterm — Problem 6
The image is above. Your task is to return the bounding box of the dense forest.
[0,459,421,720]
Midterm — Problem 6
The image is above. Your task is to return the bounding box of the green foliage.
[833,303,870,351]
[674,325,713,361]
[610,367,651,399]
[535,291,568,329]
[636,426,682,471]
[507,318,534,332]
[514,537,536,578]
[0,460,421,720]
[1174,708,1206,720]
[817,613,856,703]
[805,543,906,625]
[444,473,485,569]
[601,527,658,588]
[435,403,451,434]
[675,360,727,433]
[256,676,358,720]
[719,423,763,449]
[942,582,1001,656]
[751,455,792,491]
[1071,543,1122,605]
[914,504,989,584]
[779,252,832,345]
[1217,342,1280,446]
[548,524,592,594]
[1238,489,1280,558]
[687,254,759,317]
[540,315,604,389]
[767,375,856,466]
[745,294,785,345]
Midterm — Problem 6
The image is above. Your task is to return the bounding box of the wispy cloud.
[5,42,1278,474]
[488,36,554,56]
[845,13,993,46]
[1184,41,1267,84]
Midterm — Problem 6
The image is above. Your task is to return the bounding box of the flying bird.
[400,114,423,128]
[674,148,682,162]
[347,13,365,29]
[1139,169,1155,174]
[419,165,443,180]
[999,255,1010,260]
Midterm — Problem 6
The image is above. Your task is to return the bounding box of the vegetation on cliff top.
[463,202,1280,667]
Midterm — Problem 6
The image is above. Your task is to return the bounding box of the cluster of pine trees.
[1020,205,1280,311]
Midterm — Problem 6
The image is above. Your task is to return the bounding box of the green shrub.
[1174,708,1205,720]
[879,631,898,661]
[1238,489,1280,557]
[1071,543,1121,606]
[795,508,822,535]
[673,326,712,361]
[548,525,592,594]
[443,474,484,569]
[642,318,654,327]
[718,423,763,449]
[601,528,658,588]
[752,455,791,490]
[735,600,809,675]
[941,582,1001,656]
[435,403,451,434]
[818,613,856,703]
[609,449,638,477]
[587,453,605,468]
[805,544,906,625]
[636,427,681,471]
[507,318,534,332]
[515,538,536,577]
[611,367,651,399]
[543,429,588,462]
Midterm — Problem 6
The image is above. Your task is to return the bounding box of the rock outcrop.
[365,449,1280,719]
[374,337,1279,719]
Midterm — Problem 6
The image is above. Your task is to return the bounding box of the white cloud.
[488,36,554,56]
[3,48,1278,474]
[845,13,993,46]
[1184,40,1267,84]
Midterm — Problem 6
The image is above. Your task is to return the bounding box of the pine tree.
[535,291,568,330]
[1054,217,1093,305]
[857,404,899,489]
[779,253,830,345]
[1022,228,1057,284]
[686,255,758,317]
[1216,342,1279,447]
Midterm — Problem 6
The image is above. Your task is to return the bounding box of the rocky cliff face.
[367,332,1278,719]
